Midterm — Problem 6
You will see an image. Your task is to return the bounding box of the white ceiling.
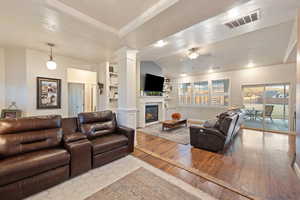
[156,21,295,76]
[0,0,246,62]
[57,0,162,29]
[138,0,300,77]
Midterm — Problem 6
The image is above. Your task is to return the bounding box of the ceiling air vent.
[224,9,260,29]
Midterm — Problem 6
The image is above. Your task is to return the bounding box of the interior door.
[68,83,85,117]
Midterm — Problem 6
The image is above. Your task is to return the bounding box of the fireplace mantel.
[138,96,166,128]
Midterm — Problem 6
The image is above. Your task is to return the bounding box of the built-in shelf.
[164,98,173,101]
[109,98,118,101]
[109,72,118,76]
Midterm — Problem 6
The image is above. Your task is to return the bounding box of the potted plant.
[171,113,181,120]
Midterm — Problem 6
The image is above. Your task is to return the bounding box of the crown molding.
[46,0,179,38]
[118,0,179,37]
[283,18,297,63]
[46,0,119,35]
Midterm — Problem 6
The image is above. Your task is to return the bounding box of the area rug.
[27,156,216,200]
[85,168,204,200]
[138,123,190,145]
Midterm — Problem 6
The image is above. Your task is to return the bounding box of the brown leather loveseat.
[190,110,243,152]
[0,115,70,199]
[78,110,135,168]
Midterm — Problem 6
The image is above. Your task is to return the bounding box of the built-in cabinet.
[99,62,119,112]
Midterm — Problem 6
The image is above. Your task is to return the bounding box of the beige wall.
[0,48,5,110]
[0,47,100,117]
[173,63,297,123]
[4,47,27,112]
[25,49,99,117]
[296,10,300,169]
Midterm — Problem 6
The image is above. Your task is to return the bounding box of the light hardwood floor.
[135,129,300,200]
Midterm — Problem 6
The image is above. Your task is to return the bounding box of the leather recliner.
[190,111,241,152]
[0,115,70,200]
[62,117,92,177]
[77,110,135,169]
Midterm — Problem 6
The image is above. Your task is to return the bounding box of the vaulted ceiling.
[155,21,295,76]
[138,0,300,77]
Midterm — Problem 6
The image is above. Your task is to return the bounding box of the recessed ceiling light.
[180,74,187,77]
[154,40,167,47]
[228,7,240,19]
[247,61,255,68]
[208,69,214,73]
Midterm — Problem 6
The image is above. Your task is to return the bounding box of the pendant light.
[46,43,57,70]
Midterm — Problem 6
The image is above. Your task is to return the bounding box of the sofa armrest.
[190,126,225,140]
[63,132,87,143]
[117,126,135,153]
[190,126,226,152]
[64,139,92,177]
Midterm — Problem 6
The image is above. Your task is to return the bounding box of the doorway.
[68,83,85,117]
[242,83,290,132]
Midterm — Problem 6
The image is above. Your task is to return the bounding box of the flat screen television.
[144,74,165,92]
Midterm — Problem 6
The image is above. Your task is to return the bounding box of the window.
[194,81,209,105]
[211,79,230,106]
[179,83,192,104]
[178,79,230,106]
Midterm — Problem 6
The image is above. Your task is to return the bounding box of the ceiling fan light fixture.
[46,43,57,70]
[187,48,200,60]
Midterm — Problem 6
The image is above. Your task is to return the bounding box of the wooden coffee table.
[162,119,188,131]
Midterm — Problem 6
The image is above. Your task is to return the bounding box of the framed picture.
[37,77,61,109]
[1,109,22,119]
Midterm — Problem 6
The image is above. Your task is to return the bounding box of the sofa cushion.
[78,110,114,124]
[0,148,70,186]
[0,128,63,158]
[91,134,128,155]
[219,115,238,136]
[0,115,61,135]
[203,119,218,128]
[78,111,117,139]
[81,120,117,139]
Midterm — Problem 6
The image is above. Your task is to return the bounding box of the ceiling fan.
[180,47,211,61]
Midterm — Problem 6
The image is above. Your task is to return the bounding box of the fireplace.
[145,105,159,123]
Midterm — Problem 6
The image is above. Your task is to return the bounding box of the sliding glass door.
[242,84,290,132]
[243,86,265,130]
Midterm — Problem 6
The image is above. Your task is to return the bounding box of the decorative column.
[116,47,138,132]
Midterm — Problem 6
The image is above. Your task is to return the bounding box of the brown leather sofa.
[77,110,135,168]
[0,111,135,199]
[62,117,92,177]
[0,115,70,200]
[190,110,243,152]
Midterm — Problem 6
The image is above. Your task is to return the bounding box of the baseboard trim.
[241,127,295,135]
[294,163,300,179]
[136,146,262,200]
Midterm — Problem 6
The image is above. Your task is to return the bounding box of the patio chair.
[256,105,274,122]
